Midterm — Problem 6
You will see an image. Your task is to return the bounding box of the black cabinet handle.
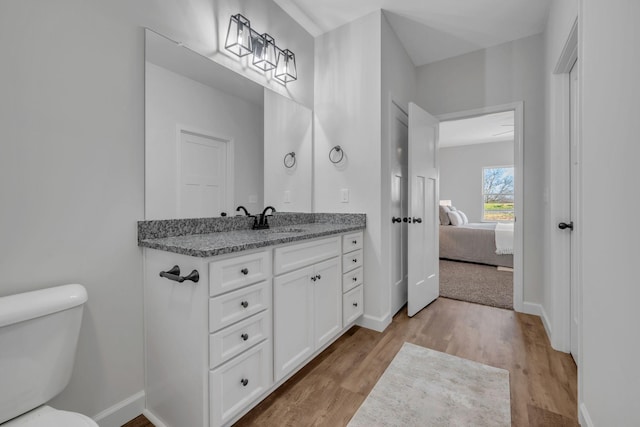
[558,221,574,230]
[413,217,422,224]
[159,266,199,283]
[241,268,249,275]
[352,258,358,263]
[353,302,358,307]
[352,277,358,282]
[311,276,317,282]
[240,378,249,387]
[352,240,358,244]
[240,301,249,308]
[241,333,249,341]
[392,217,402,223]
[316,274,321,280]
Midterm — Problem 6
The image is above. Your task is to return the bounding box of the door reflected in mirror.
[144,29,312,220]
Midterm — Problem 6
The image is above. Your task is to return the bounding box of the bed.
[439,222,514,268]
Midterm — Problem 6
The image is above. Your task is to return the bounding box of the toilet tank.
[0,284,88,424]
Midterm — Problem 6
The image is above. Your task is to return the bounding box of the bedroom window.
[482,166,514,222]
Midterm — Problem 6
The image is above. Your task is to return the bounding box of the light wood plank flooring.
[123,297,577,427]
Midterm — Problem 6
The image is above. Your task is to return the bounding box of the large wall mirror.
[145,29,313,220]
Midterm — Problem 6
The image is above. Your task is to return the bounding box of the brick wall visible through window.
[482,166,514,222]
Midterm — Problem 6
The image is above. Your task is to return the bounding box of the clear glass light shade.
[225,14,252,57]
[252,33,277,71]
[274,49,297,83]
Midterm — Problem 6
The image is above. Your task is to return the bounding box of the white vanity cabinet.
[143,229,364,427]
[273,237,342,382]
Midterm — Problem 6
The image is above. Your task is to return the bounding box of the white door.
[569,60,580,362]
[179,131,230,218]
[273,266,315,381]
[407,103,440,317]
[390,103,409,315]
[312,258,341,349]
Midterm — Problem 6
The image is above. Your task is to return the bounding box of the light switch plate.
[340,188,349,203]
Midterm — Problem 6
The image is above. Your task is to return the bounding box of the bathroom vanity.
[139,214,365,427]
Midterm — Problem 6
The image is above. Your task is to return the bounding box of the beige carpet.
[347,342,511,427]
[439,259,513,310]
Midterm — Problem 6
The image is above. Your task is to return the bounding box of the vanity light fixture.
[224,14,297,83]
[225,14,253,57]
[252,32,277,71]
[274,48,297,83]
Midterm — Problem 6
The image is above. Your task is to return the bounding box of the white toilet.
[0,284,98,426]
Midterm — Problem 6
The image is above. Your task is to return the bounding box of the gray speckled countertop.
[138,214,365,258]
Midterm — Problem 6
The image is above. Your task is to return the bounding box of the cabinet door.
[273,266,315,382]
[313,258,342,349]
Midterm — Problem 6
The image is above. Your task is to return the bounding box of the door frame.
[175,125,235,217]
[437,102,524,313]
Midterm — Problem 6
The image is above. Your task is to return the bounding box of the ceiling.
[274,0,551,66]
[439,111,514,148]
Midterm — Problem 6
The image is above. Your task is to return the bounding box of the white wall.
[542,0,579,352]
[380,12,418,320]
[314,11,385,328]
[264,89,313,212]
[579,1,640,425]
[0,0,313,423]
[439,141,514,222]
[146,62,264,219]
[416,33,545,305]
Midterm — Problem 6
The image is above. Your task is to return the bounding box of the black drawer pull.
[240,378,249,387]
[241,333,249,341]
[353,302,358,307]
[352,240,358,244]
[316,274,321,280]
[159,265,199,283]
[311,276,317,282]
[241,268,249,275]
[352,258,357,263]
[240,301,249,308]
[352,277,358,282]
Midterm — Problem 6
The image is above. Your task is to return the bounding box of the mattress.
[439,223,513,268]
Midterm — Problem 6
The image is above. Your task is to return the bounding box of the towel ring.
[329,145,344,164]
[283,152,296,168]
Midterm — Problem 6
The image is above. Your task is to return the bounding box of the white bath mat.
[347,342,511,427]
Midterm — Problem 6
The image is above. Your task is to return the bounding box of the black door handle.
[413,217,422,223]
[558,221,574,230]
[392,217,402,223]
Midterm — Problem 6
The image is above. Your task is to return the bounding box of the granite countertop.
[138,220,365,258]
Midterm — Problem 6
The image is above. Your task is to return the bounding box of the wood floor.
[123,297,577,427]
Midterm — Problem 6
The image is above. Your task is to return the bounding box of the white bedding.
[494,222,514,255]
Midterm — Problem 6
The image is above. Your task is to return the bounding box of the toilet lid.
[3,406,98,427]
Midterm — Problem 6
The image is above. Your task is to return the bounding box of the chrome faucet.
[254,206,276,229]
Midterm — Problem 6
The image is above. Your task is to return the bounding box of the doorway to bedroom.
[436,106,523,311]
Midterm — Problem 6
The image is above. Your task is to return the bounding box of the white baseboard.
[579,403,594,427]
[520,301,542,317]
[143,409,169,427]
[356,312,391,332]
[93,390,145,427]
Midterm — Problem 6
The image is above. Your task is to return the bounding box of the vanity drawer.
[343,285,364,326]
[274,236,340,275]
[210,340,272,426]
[342,266,363,293]
[342,231,363,253]
[209,281,271,332]
[209,250,272,297]
[209,310,271,369]
[342,249,363,273]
